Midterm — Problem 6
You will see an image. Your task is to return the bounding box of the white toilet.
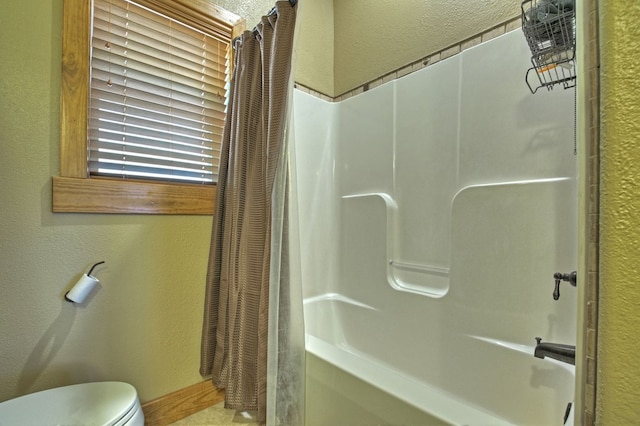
[0,381,144,425]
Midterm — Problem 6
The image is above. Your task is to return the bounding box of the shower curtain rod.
[234,0,297,46]
[253,0,297,34]
[265,0,297,18]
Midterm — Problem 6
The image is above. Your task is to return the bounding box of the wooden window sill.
[52,176,215,215]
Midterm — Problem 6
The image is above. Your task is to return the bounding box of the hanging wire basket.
[521,0,576,93]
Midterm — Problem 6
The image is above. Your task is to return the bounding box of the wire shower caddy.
[521,0,576,93]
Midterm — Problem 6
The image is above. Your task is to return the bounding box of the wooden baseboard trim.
[142,380,224,426]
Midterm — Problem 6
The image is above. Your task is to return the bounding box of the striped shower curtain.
[200,2,302,425]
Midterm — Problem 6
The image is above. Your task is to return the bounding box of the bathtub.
[301,180,577,425]
[304,293,575,426]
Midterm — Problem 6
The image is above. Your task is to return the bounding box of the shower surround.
[294,30,577,425]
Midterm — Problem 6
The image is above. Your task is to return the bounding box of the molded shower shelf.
[388,259,449,297]
[342,193,450,298]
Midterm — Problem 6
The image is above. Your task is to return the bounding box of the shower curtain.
[200,2,302,425]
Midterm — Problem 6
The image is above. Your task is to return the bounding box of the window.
[53,0,245,214]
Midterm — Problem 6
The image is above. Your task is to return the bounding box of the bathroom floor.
[168,402,258,426]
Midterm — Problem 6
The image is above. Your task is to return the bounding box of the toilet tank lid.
[0,381,139,426]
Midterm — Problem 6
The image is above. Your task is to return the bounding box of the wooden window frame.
[53,0,244,214]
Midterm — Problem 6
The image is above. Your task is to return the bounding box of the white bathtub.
[304,293,575,426]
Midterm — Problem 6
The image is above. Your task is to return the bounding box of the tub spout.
[534,337,575,365]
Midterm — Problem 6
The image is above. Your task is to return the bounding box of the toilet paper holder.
[65,261,105,304]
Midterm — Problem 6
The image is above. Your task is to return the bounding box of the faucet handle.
[552,271,577,300]
[553,277,561,300]
[535,337,542,345]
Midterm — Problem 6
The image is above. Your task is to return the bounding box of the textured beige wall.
[597,1,640,423]
[333,0,521,96]
[0,0,211,403]
[294,0,333,95]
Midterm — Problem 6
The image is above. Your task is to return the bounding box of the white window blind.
[90,0,232,184]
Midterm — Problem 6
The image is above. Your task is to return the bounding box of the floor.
[169,402,258,426]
